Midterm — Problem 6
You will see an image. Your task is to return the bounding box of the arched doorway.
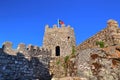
[55,46,60,56]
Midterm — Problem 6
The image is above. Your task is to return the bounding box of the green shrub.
[72,46,76,55]
[64,55,69,63]
[96,41,104,48]
[56,60,60,65]
[70,46,76,58]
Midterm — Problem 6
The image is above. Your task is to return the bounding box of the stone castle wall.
[3,41,51,55]
[43,24,76,57]
[1,19,120,79]
[76,19,120,52]
[0,42,52,80]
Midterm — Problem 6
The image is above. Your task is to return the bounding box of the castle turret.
[107,19,120,45]
[43,24,76,57]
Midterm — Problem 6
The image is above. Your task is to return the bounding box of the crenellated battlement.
[2,41,51,57]
[107,19,119,28]
[45,24,74,33]
[0,41,51,79]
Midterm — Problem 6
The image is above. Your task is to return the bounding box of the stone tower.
[43,24,76,57]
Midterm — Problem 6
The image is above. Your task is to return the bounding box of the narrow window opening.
[55,46,60,56]
[68,36,70,40]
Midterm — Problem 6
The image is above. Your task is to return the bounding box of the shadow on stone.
[0,49,51,80]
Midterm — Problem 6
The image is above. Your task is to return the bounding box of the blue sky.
[0,0,120,48]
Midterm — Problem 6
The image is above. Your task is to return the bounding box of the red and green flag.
[59,20,64,25]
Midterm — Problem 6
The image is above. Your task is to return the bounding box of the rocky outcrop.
[51,77,84,80]
[49,56,77,78]
[76,45,120,80]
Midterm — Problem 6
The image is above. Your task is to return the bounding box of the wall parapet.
[45,24,74,33]
[77,19,120,52]
[2,41,51,57]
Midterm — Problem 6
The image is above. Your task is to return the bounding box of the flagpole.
[58,19,59,27]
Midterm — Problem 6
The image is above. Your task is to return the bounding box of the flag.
[59,20,64,25]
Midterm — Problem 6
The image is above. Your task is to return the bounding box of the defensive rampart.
[77,19,120,52]
[0,41,52,80]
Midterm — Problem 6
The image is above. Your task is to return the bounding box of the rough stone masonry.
[0,42,51,80]
[0,19,120,80]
